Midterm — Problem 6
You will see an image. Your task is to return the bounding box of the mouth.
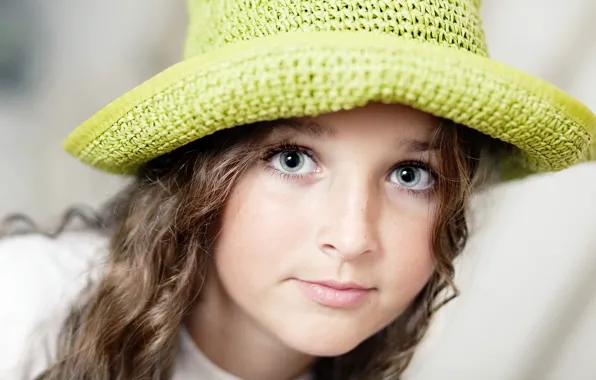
[294,279,374,308]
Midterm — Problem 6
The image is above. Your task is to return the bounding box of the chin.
[278,320,373,357]
[298,342,360,357]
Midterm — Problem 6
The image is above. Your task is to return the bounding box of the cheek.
[212,172,313,294]
[379,199,435,300]
[379,212,435,309]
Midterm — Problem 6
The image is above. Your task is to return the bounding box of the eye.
[269,149,318,175]
[389,163,435,190]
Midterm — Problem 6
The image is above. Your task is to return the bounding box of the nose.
[315,176,380,261]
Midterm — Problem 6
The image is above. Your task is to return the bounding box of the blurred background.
[0,0,186,225]
[0,0,595,223]
[1,1,596,379]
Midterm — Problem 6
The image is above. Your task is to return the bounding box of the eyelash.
[262,143,318,181]
[389,160,437,199]
[261,143,437,197]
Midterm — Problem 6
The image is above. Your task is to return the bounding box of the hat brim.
[64,31,595,175]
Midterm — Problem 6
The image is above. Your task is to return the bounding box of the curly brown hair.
[20,117,495,380]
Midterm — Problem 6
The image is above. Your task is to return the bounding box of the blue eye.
[389,164,435,190]
[270,150,318,175]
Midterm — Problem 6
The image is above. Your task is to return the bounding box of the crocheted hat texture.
[64,0,596,175]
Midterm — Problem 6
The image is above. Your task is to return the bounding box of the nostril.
[321,243,336,252]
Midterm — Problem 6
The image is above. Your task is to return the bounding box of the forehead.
[265,103,440,150]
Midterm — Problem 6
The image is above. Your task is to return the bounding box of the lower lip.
[296,280,372,308]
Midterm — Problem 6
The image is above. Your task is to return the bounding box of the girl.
[2,0,595,379]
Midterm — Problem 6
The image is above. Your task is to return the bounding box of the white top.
[0,231,312,380]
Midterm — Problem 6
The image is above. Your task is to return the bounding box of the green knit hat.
[64,0,596,175]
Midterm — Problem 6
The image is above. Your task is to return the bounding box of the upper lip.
[301,279,373,290]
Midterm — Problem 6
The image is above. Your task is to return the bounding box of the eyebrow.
[269,117,436,153]
[396,138,436,153]
[276,118,336,139]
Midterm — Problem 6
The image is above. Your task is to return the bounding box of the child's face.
[210,103,438,356]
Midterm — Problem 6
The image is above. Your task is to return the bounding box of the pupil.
[400,168,416,183]
[283,152,301,168]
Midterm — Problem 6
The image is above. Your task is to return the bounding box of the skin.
[187,103,440,380]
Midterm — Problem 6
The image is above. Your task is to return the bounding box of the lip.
[307,280,371,291]
[295,279,374,308]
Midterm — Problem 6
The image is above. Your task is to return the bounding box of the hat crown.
[184,0,488,59]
